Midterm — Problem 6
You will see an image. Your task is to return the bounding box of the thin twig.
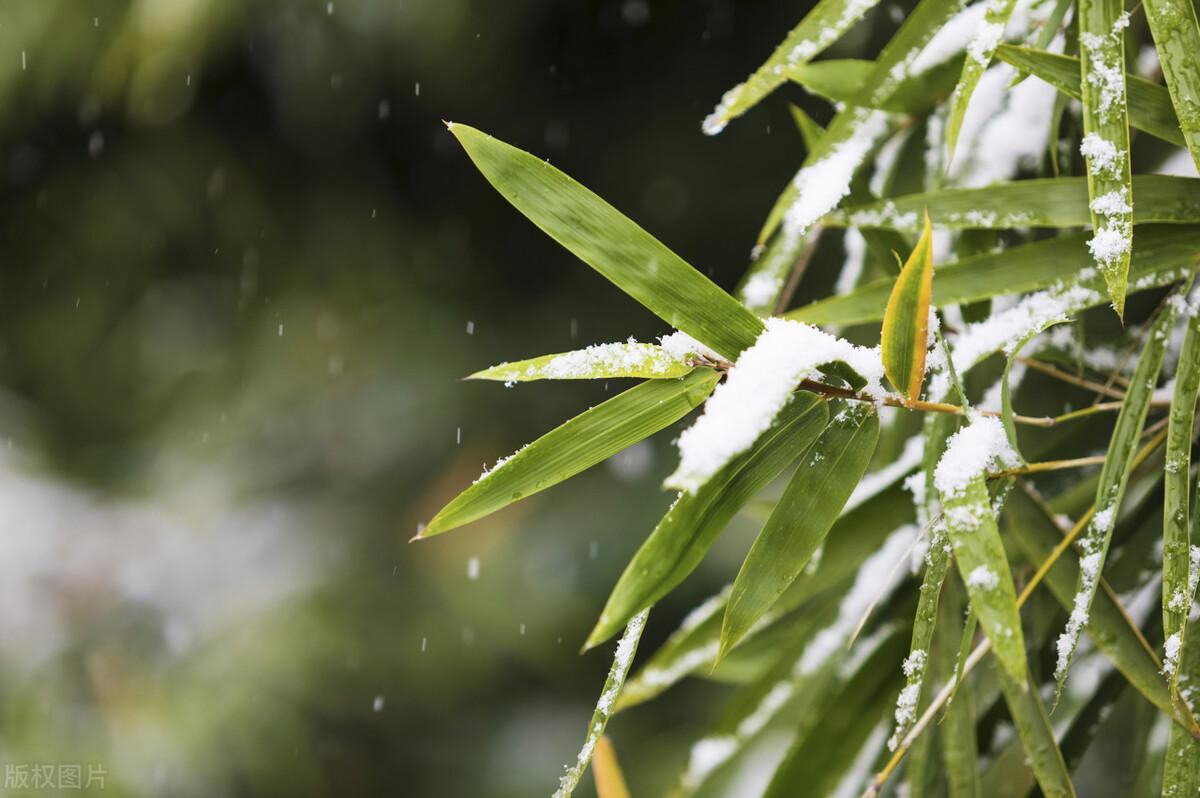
[774,229,823,316]
[1019,356,1127,400]
[988,456,1107,479]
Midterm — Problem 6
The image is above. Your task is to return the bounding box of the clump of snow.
[934,415,1019,500]
[1080,133,1123,176]
[741,271,782,309]
[1055,547,1104,681]
[835,229,868,295]
[1087,224,1131,269]
[523,339,689,379]
[1090,190,1131,217]
[968,21,1005,65]
[1163,633,1182,678]
[659,330,719,362]
[780,109,891,248]
[666,318,884,493]
[967,565,1001,590]
[902,649,927,677]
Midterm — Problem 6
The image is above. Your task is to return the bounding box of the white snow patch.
[933,415,1019,499]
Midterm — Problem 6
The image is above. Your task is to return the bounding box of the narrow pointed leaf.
[993,663,1077,798]
[1054,281,1193,693]
[448,124,763,359]
[1164,297,1200,676]
[995,45,1186,146]
[721,403,881,656]
[553,610,648,798]
[699,0,883,135]
[938,577,982,798]
[938,473,1028,684]
[1077,0,1134,316]
[421,370,720,537]
[468,342,693,382]
[881,213,935,401]
[787,103,826,151]
[784,56,965,115]
[586,394,828,648]
[1164,628,1200,797]
[831,176,1200,231]
[1140,0,1200,170]
[946,0,1018,161]
[787,224,1200,326]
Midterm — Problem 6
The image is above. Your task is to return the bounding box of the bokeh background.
[0,1,870,796]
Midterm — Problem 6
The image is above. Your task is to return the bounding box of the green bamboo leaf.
[1164,295,1200,684]
[938,470,1027,684]
[447,123,763,359]
[1163,629,1200,798]
[993,663,1077,798]
[881,213,934,401]
[1140,0,1200,170]
[618,484,914,710]
[945,0,1018,161]
[1004,488,1184,724]
[787,224,1200,326]
[419,370,720,538]
[468,342,694,382]
[553,610,648,798]
[758,0,968,246]
[938,577,982,798]
[787,103,826,151]
[1077,0,1134,316]
[784,55,965,115]
[721,403,881,657]
[1054,281,1194,695]
[830,176,1200,231]
[699,0,884,135]
[995,45,1186,147]
[585,394,828,648]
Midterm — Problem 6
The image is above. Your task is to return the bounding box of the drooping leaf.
[946,0,1019,161]
[468,342,694,382]
[787,224,1200,326]
[420,370,720,537]
[699,0,884,135]
[721,402,881,657]
[1163,627,1200,797]
[1054,281,1194,694]
[553,610,648,798]
[995,45,1186,147]
[1135,0,1200,170]
[448,123,763,359]
[881,213,935,401]
[829,176,1200,232]
[1164,295,1200,680]
[585,394,828,648]
[784,55,965,115]
[1077,0,1134,316]
[993,662,1077,798]
[937,577,982,798]
[938,472,1028,685]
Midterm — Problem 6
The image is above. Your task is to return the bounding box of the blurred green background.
[0,1,863,795]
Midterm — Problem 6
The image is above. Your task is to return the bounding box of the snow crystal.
[892,683,922,728]
[667,318,884,493]
[902,649,927,677]
[1092,504,1116,534]
[1087,224,1130,269]
[1164,633,1182,678]
[1090,190,1131,217]
[968,22,1005,65]
[525,340,686,379]
[741,271,782,309]
[966,565,1001,590]
[933,415,1019,499]
[659,330,719,362]
[780,109,891,247]
[1080,133,1123,176]
[1056,550,1104,680]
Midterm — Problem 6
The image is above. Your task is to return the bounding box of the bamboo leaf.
[699,0,884,135]
[592,737,631,798]
[787,103,826,151]
[468,342,694,382]
[938,577,982,798]
[1054,281,1194,695]
[993,663,1077,798]
[995,45,1186,147]
[938,472,1028,684]
[420,370,720,538]
[1164,295,1200,683]
[1137,0,1200,170]
[881,213,935,401]
[585,394,828,648]
[1004,487,1185,724]
[553,610,648,798]
[946,0,1018,161]
[787,224,1200,326]
[830,176,1200,232]
[448,123,763,359]
[1077,0,1134,316]
[721,403,881,657]
[1163,628,1200,797]
[617,484,914,710]
[784,56,965,115]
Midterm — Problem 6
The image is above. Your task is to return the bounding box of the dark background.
[0,1,869,796]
